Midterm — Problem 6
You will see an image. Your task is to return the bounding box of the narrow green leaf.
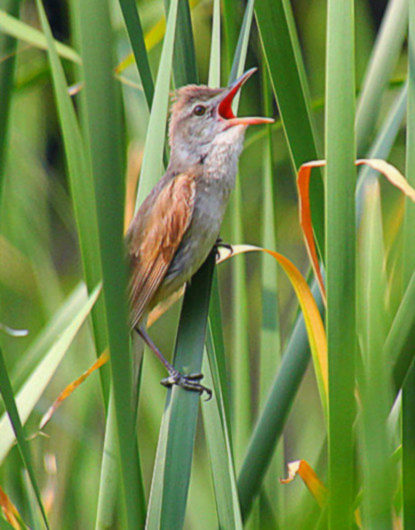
[259,71,280,407]
[404,0,415,284]
[165,0,198,86]
[222,0,241,67]
[237,282,324,520]
[255,0,324,255]
[0,347,48,528]
[403,361,415,527]
[358,181,393,527]
[0,9,80,63]
[356,83,407,215]
[228,0,254,468]
[77,0,143,526]
[136,0,179,208]
[390,272,415,389]
[201,326,243,529]
[356,0,408,155]
[0,0,19,220]
[208,0,221,88]
[146,254,215,529]
[0,284,100,463]
[35,0,109,399]
[118,0,154,108]
[259,68,283,521]
[325,1,356,527]
[401,2,415,519]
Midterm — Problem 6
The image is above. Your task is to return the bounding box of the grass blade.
[260,70,283,521]
[404,0,415,288]
[0,9,80,63]
[358,181,393,527]
[136,0,179,208]
[146,254,215,529]
[325,1,356,527]
[77,0,143,526]
[387,271,415,367]
[0,0,19,217]
[402,1,415,522]
[118,0,154,108]
[208,0,221,87]
[165,0,198,86]
[201,326,243,529]
[0,347,48,528]
[238,282,324,520]
[255,0,324,255]
[228,0,254,467]
[222,0,241,66]
[356,0,408,155]
[35,0,109,399]
[403,361,415,527]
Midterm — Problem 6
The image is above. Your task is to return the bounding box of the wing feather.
[127,172,196,328]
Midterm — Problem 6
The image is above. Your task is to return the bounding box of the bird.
[126,68,274,398]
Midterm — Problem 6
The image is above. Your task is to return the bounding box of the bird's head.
[168,68,274,170]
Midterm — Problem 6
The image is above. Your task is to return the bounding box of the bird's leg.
[213,237,233,259]
[135,326,212,400]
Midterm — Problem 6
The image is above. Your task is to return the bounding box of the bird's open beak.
[218,68,274,127]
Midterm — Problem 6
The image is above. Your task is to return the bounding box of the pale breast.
[151,127,244,306]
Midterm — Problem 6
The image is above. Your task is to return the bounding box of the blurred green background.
[0,0,409,528]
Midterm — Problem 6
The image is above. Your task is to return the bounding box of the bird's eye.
[193,105,206,116]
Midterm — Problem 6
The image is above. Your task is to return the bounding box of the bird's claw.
[214,237,233,260]
[161,371,212,401]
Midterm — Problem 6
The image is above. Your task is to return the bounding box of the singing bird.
[127,68,273,397]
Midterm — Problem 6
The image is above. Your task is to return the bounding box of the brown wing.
[127,172,196,328]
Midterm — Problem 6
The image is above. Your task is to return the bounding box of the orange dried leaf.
[281,460,362,527]
[356,158,415,201]
[297,158,415,306]
[280,459,327,507]
[218,244,328,411]
[297,160,327,305]
[0,484,23,529]
[39,350,110,430]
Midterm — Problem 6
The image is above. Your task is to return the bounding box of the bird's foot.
[214,237,233,260]
[160,371,212,400]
